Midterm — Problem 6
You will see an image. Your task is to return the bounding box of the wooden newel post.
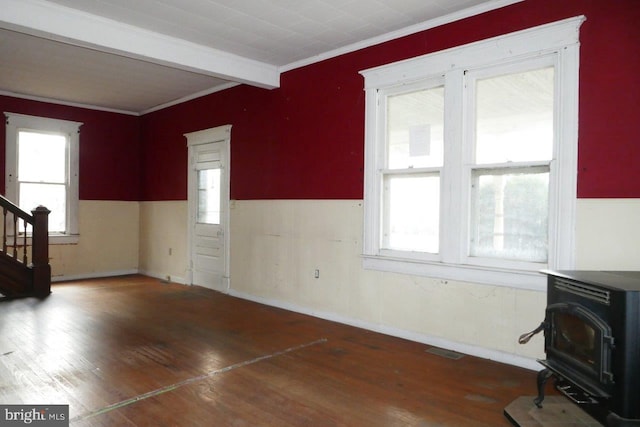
[31,205,51,297]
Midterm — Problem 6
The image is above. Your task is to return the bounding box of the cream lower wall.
[50,200,139,280]
[137,198,640,370]
[138,201,188,284]
[229,200,548,369]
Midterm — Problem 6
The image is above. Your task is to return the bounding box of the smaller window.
[5,113,82,243]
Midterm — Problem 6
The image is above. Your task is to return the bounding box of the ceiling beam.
[0,0,280,89]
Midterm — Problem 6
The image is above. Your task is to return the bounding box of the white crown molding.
[280,0,525,73]
[0,82,241,117]
[0,90,140,116]
[140,82,241,115]
[0,0,280,89]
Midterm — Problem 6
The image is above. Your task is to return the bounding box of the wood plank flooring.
[0,275,542,426]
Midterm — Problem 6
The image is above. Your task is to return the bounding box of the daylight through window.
[18,131,68,233]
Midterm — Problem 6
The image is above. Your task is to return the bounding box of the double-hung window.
[361,17,583,290]
[5,113,81,243]
[466,59,554,269]
[383,79,445,256]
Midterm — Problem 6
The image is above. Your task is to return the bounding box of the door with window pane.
[190,142,227,291]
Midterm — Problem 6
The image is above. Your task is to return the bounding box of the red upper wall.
[140,0,640,201]
[4,0,634,202]
[0,96,141,201]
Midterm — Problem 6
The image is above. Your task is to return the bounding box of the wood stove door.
[544,303,615,394]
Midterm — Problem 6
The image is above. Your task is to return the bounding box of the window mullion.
[440,69,466,264]
[362,86,384,256]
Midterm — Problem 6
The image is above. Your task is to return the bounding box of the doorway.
[185,125,231,292]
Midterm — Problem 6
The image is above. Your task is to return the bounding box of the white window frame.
[5,112,81,244]
[360,16,584,291]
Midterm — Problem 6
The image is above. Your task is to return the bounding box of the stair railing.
[0,195,51,297]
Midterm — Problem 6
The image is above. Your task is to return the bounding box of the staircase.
[0,195,51,298]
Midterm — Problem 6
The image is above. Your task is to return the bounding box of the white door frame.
[184,124,231,291]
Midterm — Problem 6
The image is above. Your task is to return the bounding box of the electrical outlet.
[314,269,320,279]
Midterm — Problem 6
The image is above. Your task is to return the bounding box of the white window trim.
[359,16,584,291]
[5,112,82,244]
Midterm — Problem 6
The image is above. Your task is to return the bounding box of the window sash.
[384,81,445,171]
[19,182,67,234]
[471,65,555,165]
[468,165,550,266]
[381,170,441,256]
[18,130,68,184]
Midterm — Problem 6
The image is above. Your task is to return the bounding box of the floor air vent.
[426,347,465,360]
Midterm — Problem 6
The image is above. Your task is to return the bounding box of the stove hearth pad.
[505,396,602,427]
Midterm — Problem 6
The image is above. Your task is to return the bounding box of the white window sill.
[16,234,79,245]
[50,234,79,245]
[362,254,547,291]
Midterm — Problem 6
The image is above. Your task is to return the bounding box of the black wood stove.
[521,270,640,426]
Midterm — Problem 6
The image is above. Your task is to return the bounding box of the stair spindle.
[22,219,28,264]
[2,207,6,254]
[12,213,17,259]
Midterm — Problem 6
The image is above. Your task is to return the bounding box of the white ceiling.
[0,0,520,115]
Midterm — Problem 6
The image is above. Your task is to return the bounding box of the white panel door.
[186,126,230,292]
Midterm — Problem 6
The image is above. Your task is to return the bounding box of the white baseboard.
[137,269,188,285]
[228,288,543,372]
[51,269,140,283]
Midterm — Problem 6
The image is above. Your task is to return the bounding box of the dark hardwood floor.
[0,275,539,426]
